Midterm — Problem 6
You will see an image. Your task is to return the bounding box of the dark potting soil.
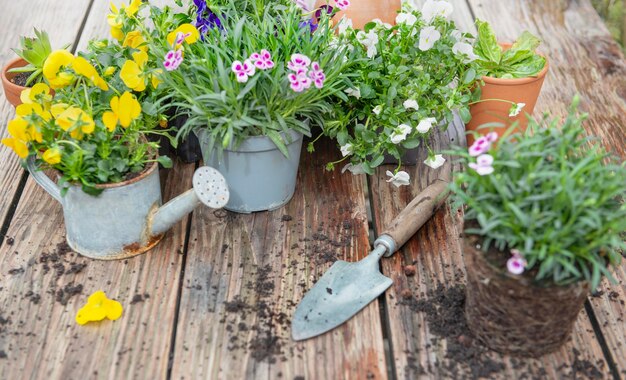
[10,72,30,87]
[5,236,14,246]
[130,293,150,304]
[56,282,83,306]
[400,284,606,379]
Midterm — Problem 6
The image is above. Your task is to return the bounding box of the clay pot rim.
[481,43,549,86]
[463,232,589,291]
[2,57,29,92]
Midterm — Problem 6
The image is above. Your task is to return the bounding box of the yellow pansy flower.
[56,107,96,140]
[43,50,75,89]
[72,57,109,91]
[120,51,148,92]
[104,66,117,77]
[122,30,147,53]
[42,148,62,165]
[8,117,41,143]
[167,24,200,46]
[16,103,51,122]
[51,103,69,119]
[2,138,29,158]
[76,291,123,325]
[20,83,53,106]
[108,2,124,41]
[102,91,142,131]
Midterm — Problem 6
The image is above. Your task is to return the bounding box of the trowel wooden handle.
[381,177,450,252]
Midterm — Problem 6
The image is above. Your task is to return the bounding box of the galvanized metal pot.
[26,157,229,260]
[196,129,303,213]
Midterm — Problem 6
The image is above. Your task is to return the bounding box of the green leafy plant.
[320,1,479,180]
[449,96,626,289]
[149,0,349,156]
[474,19,546,79]
[9,29,66,86]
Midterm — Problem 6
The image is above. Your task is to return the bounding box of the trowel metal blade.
[292,259,393,341]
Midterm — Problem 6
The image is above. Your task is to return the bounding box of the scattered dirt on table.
[281,215,293,222]
[24,291,41,305]
[5,237,14,246]
[403,265,416,277]
[8,267,24,275]
[400,284,606,379]
[0,350,7,359]
[130,293,150,304]
[55,282,83,306]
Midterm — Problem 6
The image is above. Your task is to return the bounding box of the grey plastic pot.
[196,129,303,213]
[26,157,229,260]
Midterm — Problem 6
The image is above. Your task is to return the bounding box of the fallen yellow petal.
[76,290,124,325]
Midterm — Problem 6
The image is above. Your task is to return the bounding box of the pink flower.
[164,49,183,71]
[468,154,494,175]
[231,59,255,83]
[250,49,275,70]
[308,61,326,89]
[507,250,527,275]
[293,0,311,11]
[336,0,350,10]
[468,136,491,157]
[288,70,312,92]
[175,32,192,46]
[288,53,311,72]
[486,132,498,142]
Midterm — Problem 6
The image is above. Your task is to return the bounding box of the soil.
[9,72,29,87]
[130,293,150,304]
[281,215,293,222]
[400,284,606,379]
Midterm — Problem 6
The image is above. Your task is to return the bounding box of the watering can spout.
[150,166,229,236]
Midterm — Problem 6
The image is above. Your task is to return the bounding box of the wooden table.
[1,1,625,379]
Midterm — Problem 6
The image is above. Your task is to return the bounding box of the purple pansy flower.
[164,49,183,71]
[194,0,223,37]
[231,59,255,83]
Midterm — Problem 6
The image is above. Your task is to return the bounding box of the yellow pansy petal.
[111,26,124,41]
[42,148,62,165]
[2,138,29,159]
[105,299,123,320]
[167,24,200,46]
[120,60,143,91]
[102,111,118,132]
[104,66,116,77]
[51,103,69,118]
[117,91,141,127]
[7,118,30,141]
[72,57,97,78]
[132,51,148,68]
[43,50,75,88]
[151,73,161,89]
[20,88,33,104]
[123,31,147,52]
[125,0,141,16]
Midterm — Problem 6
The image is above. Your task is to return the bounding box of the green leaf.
[157,156,173,168]
[475,19,502,64]
[266,130,289,157]
[510,31,542,52]
[458,107,471,123]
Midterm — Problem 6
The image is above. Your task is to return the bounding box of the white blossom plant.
[315,0,480,185]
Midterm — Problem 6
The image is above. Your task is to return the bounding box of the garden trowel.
[292,171,450,341]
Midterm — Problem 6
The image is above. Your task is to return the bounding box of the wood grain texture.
[0,161,194,379]
[470,0,626,377]
[169,138,389,380]
[0,0,93,229]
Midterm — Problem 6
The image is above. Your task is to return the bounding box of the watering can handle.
[376,166,451,257]
[26,156,62,203]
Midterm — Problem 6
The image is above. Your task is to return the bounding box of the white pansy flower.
[340,143,353,157]
[452,41,479,63]
[416,117,437,133]
[396,12,417,26]
[357,30,379,58]
[372,18,393,29]
[337,16,353,36]
[390,123,412,144]
[450,29,463,42]
[345,87,361,99]
[424,154,446,169]
[403,99,419,111]
[509,102,526,117]
[419,26,441,51]
[372,105,383,116]
[421,0,453,24]
[342,163,366,175]
[386,170,411,187]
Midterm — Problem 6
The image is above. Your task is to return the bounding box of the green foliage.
[9,29,60,86]
[449,97,626,289]
[150,0,349,156]
[474,20,546,79]
[322,4,477,174]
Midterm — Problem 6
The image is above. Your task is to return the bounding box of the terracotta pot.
[463,234,589,357]
[2,57,29,108]
[465,44,549,146]
[315,0,401,29]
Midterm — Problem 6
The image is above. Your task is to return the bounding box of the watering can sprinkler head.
[150,166,229,236]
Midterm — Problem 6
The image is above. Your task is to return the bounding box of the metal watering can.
[26,158,230,260]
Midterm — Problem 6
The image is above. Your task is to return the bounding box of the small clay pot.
[2,57,29,107]
[465,44,549,146]
[315,0,401,29]
[463,234,589,357]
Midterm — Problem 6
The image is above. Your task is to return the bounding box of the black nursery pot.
[157,110,203,164]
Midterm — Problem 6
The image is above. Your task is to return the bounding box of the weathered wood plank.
[370,0,616,378]
[0,0,93,233]
[470,1,626,377]
[170,138,389,380]
[0,160,194,379]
